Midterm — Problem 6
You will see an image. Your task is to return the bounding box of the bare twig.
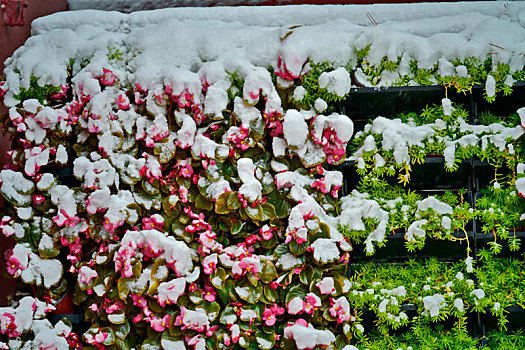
[366,12,377,26]
[489,42,525,57]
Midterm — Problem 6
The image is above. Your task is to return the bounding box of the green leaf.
[323,308,337,322]
[319,222,331,238]
[285,284,308,305]
[217,279,234,305]
[218,216,232,232]
[270,196,291,218]
[141,338,160,350]
[142,178,160,195]
[154,138,176,163]
[248,272,259,287]
[299,265,314,285]
[231,220,244,235]
[219,306,237,325]
[263,285,278,303]
[161,197,182,218]
[125,203,142,224]
[251,118,266,141]
[160,331,183,350]
[114,321,131,340]
[210,267,227,289]
[227,191,242,210]
[259,260,278,284]
[273,244,290,259]
[255,331,275,350]
[201,301,221,322]
[236,280,263,304]
[114,337,130,350]
[261,203,277,221]
[101,327,116,346]
[215,192,232,214]
[289,239,309,256]
[195,194,213,211]
[189,289,204,304]
[108,310,126,325]
[245,204,263,222]
[151,259,168,282]
[117,278,131,300]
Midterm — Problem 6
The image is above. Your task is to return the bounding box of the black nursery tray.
[339,85,474,121]
[340,157,473,196]
[474,231,525,257]
[480,306,525,332]
[472,81,525,118]
[351,231,474,262]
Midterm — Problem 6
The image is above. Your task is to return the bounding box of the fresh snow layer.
[4,2,525,104]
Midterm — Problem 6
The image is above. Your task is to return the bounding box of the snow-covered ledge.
[3,1,525,107]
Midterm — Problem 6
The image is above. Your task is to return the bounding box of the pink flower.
[150,315,171,332]
[32,194,46,206]
[202,254,218,275]
[198,231,217,253]
[6,256,24,276]
[326,147,345,164]
[79,266,98,285]
[0,312,20,337]
[260,225,273,241]
[179,186,189,203]
[316,277,335,295]
[94,332,108,344]
[103,216,124,233]
[52,210,80,228]
[263,305,284,326]
[185,213,210,233]
[133,314,143,324]
[303,293,321,314]
[105,300,124,314]
[142,215,164,230]
[329,297,351,323]
[0,81,7,98]
[236,256,260,277]
[51,85,68,100]
[311,179,328,193]
[187,335,205,349]
[132,294,147,308]
[203,283,217,302]
[179,163,194,178]
[262,308,277,326]
[99,68,117,86]
[0,217,14,237]
[274,56,301,81]
[115,93,130,110]
[88,304,99,313]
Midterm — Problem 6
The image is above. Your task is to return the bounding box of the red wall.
[0,0,68,306]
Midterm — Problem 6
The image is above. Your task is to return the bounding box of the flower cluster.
[0,56,359,349]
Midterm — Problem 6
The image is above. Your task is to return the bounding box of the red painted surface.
[0,0,68,306]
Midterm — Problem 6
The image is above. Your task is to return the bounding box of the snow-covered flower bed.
[1,2,525,349]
